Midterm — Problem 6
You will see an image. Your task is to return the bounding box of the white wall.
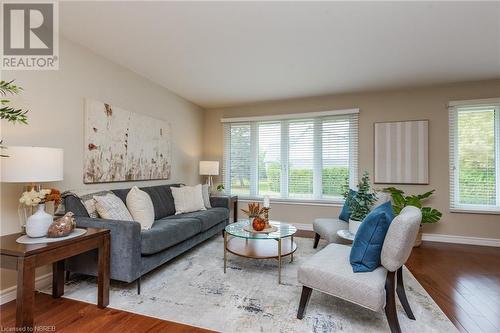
[0,37,205,291]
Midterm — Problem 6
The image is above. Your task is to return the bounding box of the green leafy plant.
[216,184,225,192]
[1,80,28,124]
[383,187,442,224]
[1,80,29,157]
[348,172,376,221]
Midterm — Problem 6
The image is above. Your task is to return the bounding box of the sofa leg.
[137,277,141,295]
[396,267,415,320]
[297,286,312,319]
[385,271,401,333]
[313,233,320,249]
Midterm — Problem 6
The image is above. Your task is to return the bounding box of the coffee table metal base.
[224,234,297,284]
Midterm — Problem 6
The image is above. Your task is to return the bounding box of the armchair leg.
[297,286,312,319]
[313,233,320,249]
[396,267,415,320]
[137,277,141,295]
[385,271,401,333]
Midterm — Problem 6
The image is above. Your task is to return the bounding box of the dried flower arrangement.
[19,188,61,208]
[19,189,51,206]
[241,202,265,218]
[45,188,62,209]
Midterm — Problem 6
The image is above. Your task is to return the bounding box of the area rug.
[42,236,457,333]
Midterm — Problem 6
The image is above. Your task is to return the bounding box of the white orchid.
[19,189,51,206]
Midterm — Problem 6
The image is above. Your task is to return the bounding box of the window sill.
[238,197,344,207]
[450,208,500,215]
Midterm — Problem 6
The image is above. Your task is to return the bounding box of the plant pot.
[349,219,363,236]
[26,204,53,238]
[414,224,423,247]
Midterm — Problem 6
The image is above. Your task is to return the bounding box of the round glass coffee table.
[224,220,297,284]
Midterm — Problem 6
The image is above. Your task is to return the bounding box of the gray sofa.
[63,184,230,293]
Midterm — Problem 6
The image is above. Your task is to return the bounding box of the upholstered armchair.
[312,192,390,248]
[297,206,422,333]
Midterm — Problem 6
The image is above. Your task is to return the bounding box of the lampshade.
[199,161,219,176]
[1,146,64,183]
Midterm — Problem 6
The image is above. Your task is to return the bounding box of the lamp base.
[18,183,42,234]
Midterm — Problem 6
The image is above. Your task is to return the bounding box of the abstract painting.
[84,99,171,183]
[374,120,428,184]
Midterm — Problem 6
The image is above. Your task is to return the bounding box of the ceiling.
[60,1,500,109]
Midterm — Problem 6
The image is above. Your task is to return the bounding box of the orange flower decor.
[45,188,62,208]
[241,202,265,218]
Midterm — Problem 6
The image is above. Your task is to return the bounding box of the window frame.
[222,109,359,204]
[449,98,500,214]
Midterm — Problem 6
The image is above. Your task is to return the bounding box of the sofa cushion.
[94,193,134,221]
[140,218,202,255]
[126,186,155,230]
[113,184,182,220]
[350,201,394,272]
[166,207,228,231]
[298,243,387,311]
[171,184,206,214]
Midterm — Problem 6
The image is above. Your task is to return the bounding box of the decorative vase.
[252,217,266,231]
[348,219,363,236]
[414,224,423,247]
[26,204,53,238]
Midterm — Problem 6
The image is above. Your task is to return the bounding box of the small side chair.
[312,192,390,248]
[297,206,421,333]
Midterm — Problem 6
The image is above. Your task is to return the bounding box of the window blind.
[449,101,500,212]
[223,111,359,201]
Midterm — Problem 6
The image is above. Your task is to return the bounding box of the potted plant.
[1,80,29,158]
[216,184,225,194]
[383,187,442,247]
[347,172,376,235]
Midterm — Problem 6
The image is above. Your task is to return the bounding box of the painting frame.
[83,98,172,184]
[373,119,429,185]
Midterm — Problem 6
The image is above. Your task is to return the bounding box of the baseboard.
[422,233,500,247]
[0,273,53,305]
[292,223,500,247]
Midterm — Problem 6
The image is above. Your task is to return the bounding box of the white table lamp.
[199,160,219,187]
[1,146,64,185]
[1,146,64,232]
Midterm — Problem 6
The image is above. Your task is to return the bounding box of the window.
[223,110,358,202]
[449,99,500,213]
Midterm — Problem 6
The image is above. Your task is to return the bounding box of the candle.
[263,196,270,208]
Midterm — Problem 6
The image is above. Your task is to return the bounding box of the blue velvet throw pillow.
[350,201,394,272]
[339,189,356,222]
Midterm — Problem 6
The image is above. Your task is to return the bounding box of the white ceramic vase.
[348,218,363,236]
[26,204,53,238]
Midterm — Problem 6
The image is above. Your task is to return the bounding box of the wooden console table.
[0,228,110,329]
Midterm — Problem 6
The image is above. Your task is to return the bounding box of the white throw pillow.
[126,186,155,229]
[171,184,207,215]
[83,198,99,218]
[94,193,134,221]
[202,184,212,209]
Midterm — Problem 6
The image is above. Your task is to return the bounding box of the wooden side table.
[230,195,238,223]
[0,228,110,329]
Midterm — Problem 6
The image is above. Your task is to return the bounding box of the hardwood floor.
[406,241,500,333]
[0,292,214,333]
[1,235,498,333]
